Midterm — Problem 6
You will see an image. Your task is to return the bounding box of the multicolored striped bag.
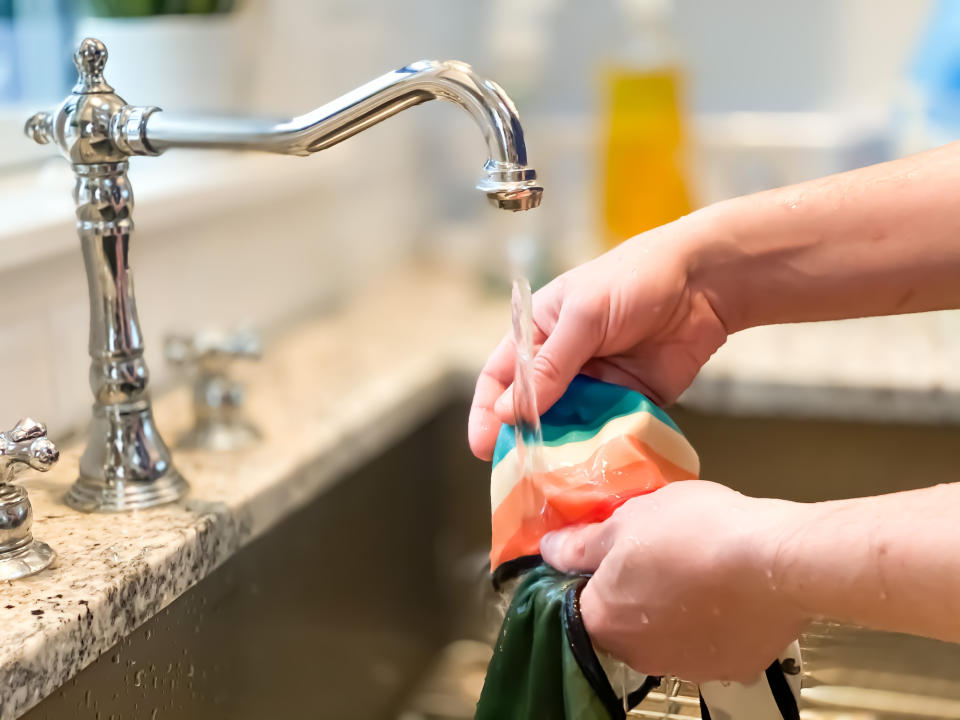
[489,374,700,582]
[478,374,802,719]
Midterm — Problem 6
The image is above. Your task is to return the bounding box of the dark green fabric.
[476,565,615,720]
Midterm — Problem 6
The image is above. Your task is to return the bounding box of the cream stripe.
[490,412,699,511]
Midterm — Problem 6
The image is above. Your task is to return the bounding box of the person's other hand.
[468,211,729,460]
[540,481,809,683]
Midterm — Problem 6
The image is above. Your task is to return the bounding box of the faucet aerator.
[487,186,544,212]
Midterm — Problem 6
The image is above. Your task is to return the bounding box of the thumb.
[494,308,597,422]
[541,520,616,574]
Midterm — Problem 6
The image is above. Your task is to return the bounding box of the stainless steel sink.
[23,399,960,719]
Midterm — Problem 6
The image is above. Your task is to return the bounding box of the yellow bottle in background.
[601,0,691,249]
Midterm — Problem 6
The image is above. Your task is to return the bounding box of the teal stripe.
[491,375,682,468]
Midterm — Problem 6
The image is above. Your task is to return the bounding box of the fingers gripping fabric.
[490,375,699,579]
[477,375,801,719]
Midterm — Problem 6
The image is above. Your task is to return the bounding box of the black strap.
[563,581,659,719]
[626,676,662,710]
[699,694,713,720]
[491,554,544,591]
[764,660,801,720]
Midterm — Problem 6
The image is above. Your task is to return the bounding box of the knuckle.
[569,533,588,562]
[532,352,564,384]
[554,532,586,569]
[613,547,643,578]
[563,293,600,329]
[582,598,613,639]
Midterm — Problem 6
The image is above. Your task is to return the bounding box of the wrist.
[679,200,755,334]
[765,496,867,622]
[736,496,816,620]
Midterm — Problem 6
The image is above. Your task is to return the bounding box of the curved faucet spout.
[135,60,542,211]
[22,37,545,513]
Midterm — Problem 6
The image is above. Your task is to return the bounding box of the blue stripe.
[491,375,682,468]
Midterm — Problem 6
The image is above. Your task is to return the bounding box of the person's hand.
[468,211,729,460]
[540,481,810,683]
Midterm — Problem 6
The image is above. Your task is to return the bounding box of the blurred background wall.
[0,0,955,435]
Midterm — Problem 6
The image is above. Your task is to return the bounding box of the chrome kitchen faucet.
[26,38,542,512]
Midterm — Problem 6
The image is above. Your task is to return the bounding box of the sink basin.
[23,399,960,719]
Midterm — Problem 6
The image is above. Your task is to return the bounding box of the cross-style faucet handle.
[0,418,58,580]
[165,329,261,375]
[0,418,59,485]
[165,329,262,451]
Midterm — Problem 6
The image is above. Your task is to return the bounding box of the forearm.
[776,483,960,642]
[689,142,960,332]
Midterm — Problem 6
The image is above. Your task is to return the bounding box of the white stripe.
[491,411,700,511]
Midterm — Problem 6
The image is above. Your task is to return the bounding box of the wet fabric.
[479,376,693,718]
[476,564,657,720]
[477,375,802,720]
[490,374,700,580]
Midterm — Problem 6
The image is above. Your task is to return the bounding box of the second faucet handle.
[165,328,261,374]
[0,418,59,580]
[165,329,262,451]
[0,418,60,483]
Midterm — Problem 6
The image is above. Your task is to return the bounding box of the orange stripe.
[490,435,698,569]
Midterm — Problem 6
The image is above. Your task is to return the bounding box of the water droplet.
[879,590,888,601]
[111,654,120,664]
[104,545,120,565]
[679,603,688,614]
[134,670,144,688]
[638,611,649,624]
[711,605,721,616]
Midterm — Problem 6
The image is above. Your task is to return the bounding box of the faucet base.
[66,469,188,512]
[0,538,55,581]
[65,406,189,512]
[176,420,261,453]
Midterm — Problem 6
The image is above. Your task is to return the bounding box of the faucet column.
[26,39,187,511]
[71,161,187,510]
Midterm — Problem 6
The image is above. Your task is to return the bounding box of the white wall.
[0,0,942,441]
[673,0,932,113]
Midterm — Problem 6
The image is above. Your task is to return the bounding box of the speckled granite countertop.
[0,267,504,719]
[686,309,960,423]
[2,264,959,718]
